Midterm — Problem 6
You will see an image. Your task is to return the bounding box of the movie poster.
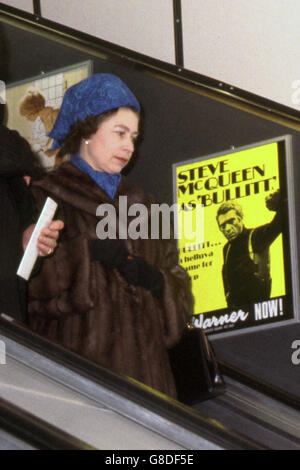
[173,136,298,335]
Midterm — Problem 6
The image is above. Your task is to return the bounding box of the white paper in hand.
[17,197,58,281]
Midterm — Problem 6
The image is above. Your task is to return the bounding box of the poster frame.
[172,134,299,338]
[5,60,93,170]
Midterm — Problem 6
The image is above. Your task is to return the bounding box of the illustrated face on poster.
[173,137,297,335]
[6,61,92,171]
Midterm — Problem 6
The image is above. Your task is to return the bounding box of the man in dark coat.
[216,191,281,309]
[0,121,63,321]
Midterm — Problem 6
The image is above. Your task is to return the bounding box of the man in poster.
[216,190,281,309]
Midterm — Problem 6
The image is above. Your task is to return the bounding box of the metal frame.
[173,0,184,68]
[0,316,264,450]
[5,59,93,90]
[0,396,94,450]
[32,0,41,17]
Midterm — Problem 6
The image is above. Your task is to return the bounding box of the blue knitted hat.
[49,73,140,149]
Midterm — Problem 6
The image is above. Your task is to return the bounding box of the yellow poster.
[174,137,295,335]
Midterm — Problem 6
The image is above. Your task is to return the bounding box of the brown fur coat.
[28,162,193,398]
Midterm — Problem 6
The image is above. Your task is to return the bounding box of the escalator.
[1,314,300,450]
[0,397,94,450]
[195,373,300,450]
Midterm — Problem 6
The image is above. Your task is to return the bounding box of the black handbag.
[168,326,226,405]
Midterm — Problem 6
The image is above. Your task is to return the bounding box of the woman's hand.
[23,220,64,257]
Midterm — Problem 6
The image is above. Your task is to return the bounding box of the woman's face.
[80,107,139,174]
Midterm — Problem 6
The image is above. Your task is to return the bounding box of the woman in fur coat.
[28,74,193,398]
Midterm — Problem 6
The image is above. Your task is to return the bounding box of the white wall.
[40,0,176,64]
[2,0,300,111]
[181,0,300,111]
[1,0,33,13]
